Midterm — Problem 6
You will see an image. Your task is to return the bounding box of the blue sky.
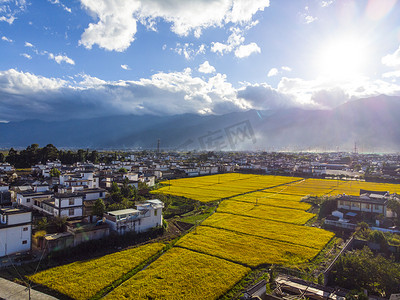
[1,0,400,122]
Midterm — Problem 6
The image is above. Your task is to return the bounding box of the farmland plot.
[105,247,250,300]
[28,243,165,300]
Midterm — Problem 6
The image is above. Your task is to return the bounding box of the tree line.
[1,144,118,168]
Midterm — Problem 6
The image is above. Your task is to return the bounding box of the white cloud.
[0,0,27,24]
[211,27,244,55]
[21,53,31,59]
[211,27,260,58]
[321,0,334,7]
[382,46,400,67]
[234,42,261,58]
[304,15,317,24]
[277,76,400,109]
[24,41,33,47]
[121,64,130,70]
[1,36,13,42]
[172,43,205,60]
[0,15,15,24]
[79,0,269,52]
[383,70,400,78]
[268,66,292,77]
[198,61,216,74]
[48,53,75,65]
[79,0,139,52]
[1,68,400,122]
[48,0,71,13]
[301,6,317,24]
[267,68,278,77]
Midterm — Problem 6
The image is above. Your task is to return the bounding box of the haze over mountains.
[1,95,399,152]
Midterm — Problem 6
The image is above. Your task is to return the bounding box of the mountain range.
[1,95,400,152]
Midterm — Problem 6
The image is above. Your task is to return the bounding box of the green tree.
[40,144,59,163]
[118,167,128,173]
[0,152,4,163]
[88,150,99,163]
[76,149,86,163]
[388,198,400,224]
[92,198,106,217]
[330,247,400,296]
[121,182,134,198]
[50,168,61,177]
[52,216,68,233]
[110,182,120,193]
[6,147,18,166]
[36,217,48,231]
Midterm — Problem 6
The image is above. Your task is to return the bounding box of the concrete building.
[0,207,32,257]
[104,199,164,235]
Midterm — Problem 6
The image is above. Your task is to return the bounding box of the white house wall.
[7,212,31,226]
[0,225,31,257]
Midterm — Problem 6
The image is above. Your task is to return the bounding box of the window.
[375,205,381,210]
[366,204,370,209]
[26,198,31,203]
[22,240,27,244]
[23,227,28,231]
[339,201,344,206]
[69,208,74,216]
[69,199,74,206]
[154,209,157,216]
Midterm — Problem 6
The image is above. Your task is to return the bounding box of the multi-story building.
[0,207,32,257]
[104,199,164,235]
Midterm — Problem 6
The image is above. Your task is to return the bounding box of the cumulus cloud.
[172,43,205,60]
[2,66,399,122]
[21,53,31,59]
[234,42,260,58]
[311,87,349,109]
[237,83,298,110]
[79,0,269,52]
[24,41,34,47]
[382,45,400,67]
[211,27,260,58]
[121,64,130,70]
[0,68,250,121]
[211,27,244,55]
[0,0,27,24]
[1,36,13,42]
[277,76,400,108]
[48,0,71,13]
[48,53,75,65]
[268,66,292,77]
[198,61,216,74]
[267,68,278,77]
[300,6,317,24]
[383,70,400,78]
[321,0,334,7]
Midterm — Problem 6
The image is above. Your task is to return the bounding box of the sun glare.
[315,35,369,80]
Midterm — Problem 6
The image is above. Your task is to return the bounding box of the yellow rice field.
[217,200,314,224]
[105,247,250,300]
[202,212,334,249]
[28,243,165,300]
[152,173,301,202]
[176,226,321,267]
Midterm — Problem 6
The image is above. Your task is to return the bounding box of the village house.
[0,207,32,257]
[16,190,53,208]
[104,199,164,235]
[336,191,395,217]
[0,183,11,207]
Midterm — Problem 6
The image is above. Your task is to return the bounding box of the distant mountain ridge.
[1,95,400,152]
